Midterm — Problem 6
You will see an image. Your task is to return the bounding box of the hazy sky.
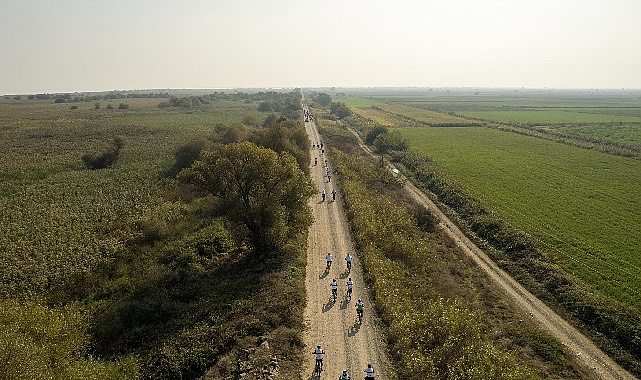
[1,0,640,94]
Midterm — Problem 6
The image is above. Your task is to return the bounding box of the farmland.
[397,126,641,309]
[0,93,309,379]
[342,96,471,126]
[340,89,641,154]
[336,88,641,375]
[461,109,640,124]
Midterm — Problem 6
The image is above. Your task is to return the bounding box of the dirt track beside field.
[348,128,636,380]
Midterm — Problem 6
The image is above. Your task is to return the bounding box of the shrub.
[82,136,126,169]
[167,140,208,177]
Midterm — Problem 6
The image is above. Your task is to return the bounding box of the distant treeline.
[15,89,303,105]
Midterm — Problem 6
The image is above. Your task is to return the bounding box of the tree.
[178,142,315,253]
[314,93,331,108]
[365,126,388,145]
[251,120,310,173]
[330,102,351,119]
[167,140,208,177]
[373,130,409,153]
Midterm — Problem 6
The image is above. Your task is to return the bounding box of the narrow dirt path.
[348,128,636,380]
[300,115,390,380]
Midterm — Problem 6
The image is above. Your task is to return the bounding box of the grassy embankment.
[337,93,641,376]
[312,110,584,380]
[0,94,309,379]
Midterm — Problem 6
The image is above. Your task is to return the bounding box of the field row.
[342,97,471,125]
[460,110,641,124]
[397,126,641,309]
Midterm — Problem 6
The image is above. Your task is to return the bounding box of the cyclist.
[331,279,338,300]
[345,253,352,272]
[356,299,364,322]
[346,278,353,299]
[339,369,351,380]
[326,252,333,269]
[313,345,325,370]
[363,363,375,378]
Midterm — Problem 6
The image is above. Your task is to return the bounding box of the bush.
[167,140,208,177]
[82,136,126,169]
[331,149,538,379]
[118,103,129,109]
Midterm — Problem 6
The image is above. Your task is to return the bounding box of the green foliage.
[0,97,309,378]
[330,101,351,119]
[391,141,641,376]
[313,92,332,108]
[331,149,539,379]
[373,130,409,153]
[91,212,308,379]
[251,119,311,173]
[397,127,641,307]
[462,110,641,124]
[0,300,137,380]
[82,136,126,169]
[365,126,388,145]
[166,139,209,178]
[178,142,314,253]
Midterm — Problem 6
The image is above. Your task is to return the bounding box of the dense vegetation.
[339,90,641,376]
[0,90,312,379]
[312,109,581,379]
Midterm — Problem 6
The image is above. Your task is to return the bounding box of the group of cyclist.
[315,140,337,202]
[316,252,371,378]
[314,348,375,379]
[311,132,377,379]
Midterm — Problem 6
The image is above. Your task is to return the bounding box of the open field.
[397,126,641,311]
[460,110,640,124]
[342,96,471,125]
[340,89,641,144]
[0,95,311,379]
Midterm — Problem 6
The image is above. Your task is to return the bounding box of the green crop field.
[397,126,641,310]
[460,110,640,124]
[0,95,273,377]
[342,96,471,125]
[553,124,641,146]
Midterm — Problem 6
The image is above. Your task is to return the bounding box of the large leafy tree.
[178,141,315,253]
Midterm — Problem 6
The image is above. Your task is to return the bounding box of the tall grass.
[331,149,540,379]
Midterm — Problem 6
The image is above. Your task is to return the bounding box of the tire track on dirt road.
[348,127,635,380]
[300,113,390,380]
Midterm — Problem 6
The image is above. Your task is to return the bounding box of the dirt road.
[348,128,636,380]
[300,117,390,380]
